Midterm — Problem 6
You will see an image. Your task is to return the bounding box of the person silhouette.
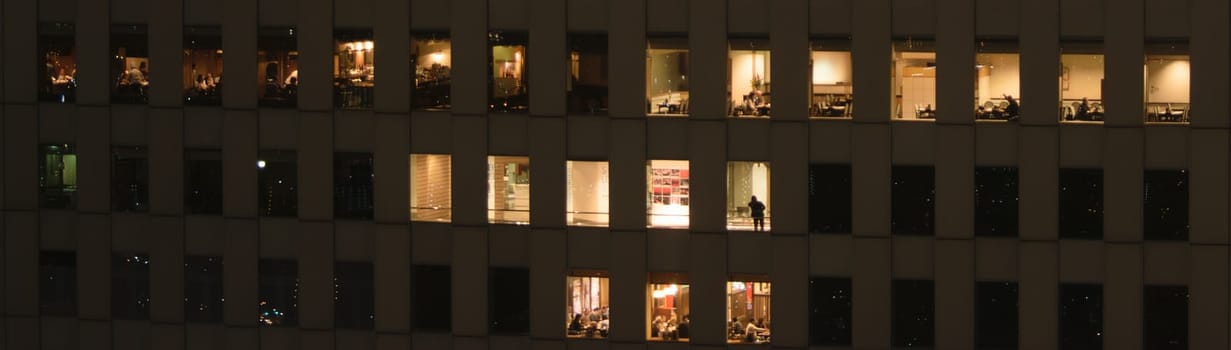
[748,196,766,232]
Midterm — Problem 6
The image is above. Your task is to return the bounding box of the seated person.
[567,313,583,334]
[744,318,768,342]
[1076,98,1091,121]
[1003,94,1020,120]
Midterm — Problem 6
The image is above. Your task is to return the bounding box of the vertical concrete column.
[851,0,890,122]
[1019,0,1059,125]
[150,110,185,216]
[770,235,808,346]
[935,240,974,350]
[530,0,567,117]
[297,222,335,330]
[148,0,183,108]
[1189,245,1228,348]
[606,0,646,119]
[296,0,333,112]
[297,112,333,221]
[77,107,110,213]
[451,115,488,226]
[372,0,410,114]
[852,124,890,236]
[2,107,35,211]
[1104,129,1143,242]
[1189,131,1228,244]
[688,120,726,233]
[935,125,973,238]
[688,233,727,345]
[451,227,488,337]
[2,0,36,104]
[149,218,184,323]
[769,122,807,234]
[450,0,489,116]
[852,237,890,349]
[1019,241,1058,350]
[223,219,258,327]
[606,231,646,342]
[222,110,258,218]
[373,113,409,223]
[528,229,566,339]
[1188,0,1228,128]
[77,214,112,320]
[607,0,648,230]
[769,0,809,121]
[1018,127,1058,240]
[1103,244,1142,350]
[529,118,565,228]
[374,224,411,333]
[76,0,111,106]
[688,0,727,119]
[223,0,259,109]
[1103,0,1143,127]
[935,0,974,124]
[4,213,36,318]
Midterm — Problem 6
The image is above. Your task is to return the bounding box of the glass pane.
[258,150,298,217]
[647,36,689,116]
[412,31,452,111]
[892,280,934,348]
[1059,168,1103,239]
[893,38,936,120]
[810,39,853,118]
[410,154,453,222]
[334,262,375,329]
[1143,285,1188,350]
[184,256,223,323]
[334,29,375,109]
[185,149,222,215]
[729,39,771,118]
[808,277,851,346]
[39,22,77,104]
[258,27,298,108]
[974,40,1021,120]
[1144,169,1189,240]
[111,253,151,320]
[258,259,298,327]
[647,160,690,228]
[648,281,689,342]
[567,33,608,115]
[489,31,529,113]
[183,26,223,106]
[975,167,1019,237]
[111,24,149,104]
[1060,41,1104,122]
[891,166,935,235]
[565,274,610,338]
[39,144,78,209]
[489,267,530,334]
[412,265,451,331]
[112,146,149,213]
[40,250,77,317]
[726,280,772,344]
[1060,284,1103,350]
[1145,40,1190,123]
[488,156,530,225]
[334,153,375,220]
[567,161,609,227]
[726,162,771,231]
[976,282,1018,349]
[808,164,852,233]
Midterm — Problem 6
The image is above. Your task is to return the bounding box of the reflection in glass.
[40,250,77,317]
[808,277,851,346]
[567,33,609,115]
[808,164,852,233]
[893,38,936,119]
[334,153,374,220]
[334,262,375,329]
[976,282,1018,349]
[412,265,451,331]
[112,253,151,320]
[1060,284,1102,350]
[567,161,609,227]
[974,40,1021,120]
[647,280,689,342]
[185,149,222,215]
[489,31,529,113]
[258,150,298,217]
[647,160,690,228]
[726,280,772,344]
[1143,285,1188,350]
[334,29,375,109]
[727,162,771,231]
[810,39,853,118]
[1145,40,1190,123]
[259,27,298,108]
[892,280,934,348]
[891,166,935,235]
[488,156,530,225]
[1060,41,1104,121]
[184,256,224,323]
[412,31,452,110]
[647,36,689,115]
[565,273,610,338]
[729,39,771,118]
[410,154,452,222]
[1059,168,1103,239]
[490,267,530,334]
[183,26,223,106]
[39,22,77,103]
[1144,169,1189,240]
[112,146,149,213]
[39,144,78,209]
[258,259,298,327]
[111,24,149,104]
[974,167,1019,237]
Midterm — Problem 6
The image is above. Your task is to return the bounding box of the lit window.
[1145,40,1190,123]
[727,162,771,232]
[258,259,298,327]
[111,24,149,104]
[39,22,77,104]
[729,39,771,118]
[488,156,530,225]
[412,31,452,111]
[258,150,298,217]
[112,253,151,320]
[184,256,223,323]
[410,154,452,222]
[892,38,936,120]
[565,272,610,338]
[809,38,853,118]
[185,149,222,215]
[183,26,223,106]
[567,33,609,115]
[334,29,375,109]
[1060,40,1104,122]
[258,27,298,108]
[39,144,78,209]
[40,250,77,317]
[726,280,772,344]
[334,262,375,329]
[489,31,529,113]
[647,36,689,116]
[974,39,1021,121]
[334,153,374,220]
[112,146,149,213]
[647,160,690,228]
[647,275,689,342]
[567,161,609,227]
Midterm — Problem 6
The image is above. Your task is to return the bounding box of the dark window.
[1144,170,1189,240]
[488,31,529,113]
[412,31,452,111]
[892,279,934,348]
[184,256,224,323]
[1144,285,1187,350]
[334,153,375,220]
[414,265,452,331]
[39,22,77,104]
[259,259,298,327]
[335,262,375,329]
[891,166,935,235]
[808,277,852,346]
[112,146,149,213]
[258,150,298,217]
[111,253,151,320]
[809,164,852,233]
[111,24,149,104]
[40,250,77,316]
[976,281,1018,349]
[1060,284,1103,350]
[183,26,223,106]
[334,29,375,110]
[39,144,78,209]
[258,27,298,108]
[185,149,223,215]
[975,167,1019,237]
[1059,168,1103,239]
[490,267,530,334]
[567,33,608,115]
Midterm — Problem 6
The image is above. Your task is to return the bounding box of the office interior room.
[647,160,690,228]
[892,38,936,120]
[646,36,690,116]
[565,274,610,339]
[973,40,1021,120]
[39,22,77,104]
[110,24,150,104]
[1144,40,1191,123]
[726,162,771,231]
[489,31,528,113]
[410,154,453,223]
[488,156,531,225]
[333,29,375,109]
[809,39,853,118]
[727,280,772,344]
[1060,41,1105,122]
[728,38,772,118]
[412,32,452,110]
[567,33,610,115]
[566,161,610,227]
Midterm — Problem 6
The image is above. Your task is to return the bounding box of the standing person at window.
[748,196,766,232]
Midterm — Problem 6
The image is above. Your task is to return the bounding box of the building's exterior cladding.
[1,0,1229,349]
